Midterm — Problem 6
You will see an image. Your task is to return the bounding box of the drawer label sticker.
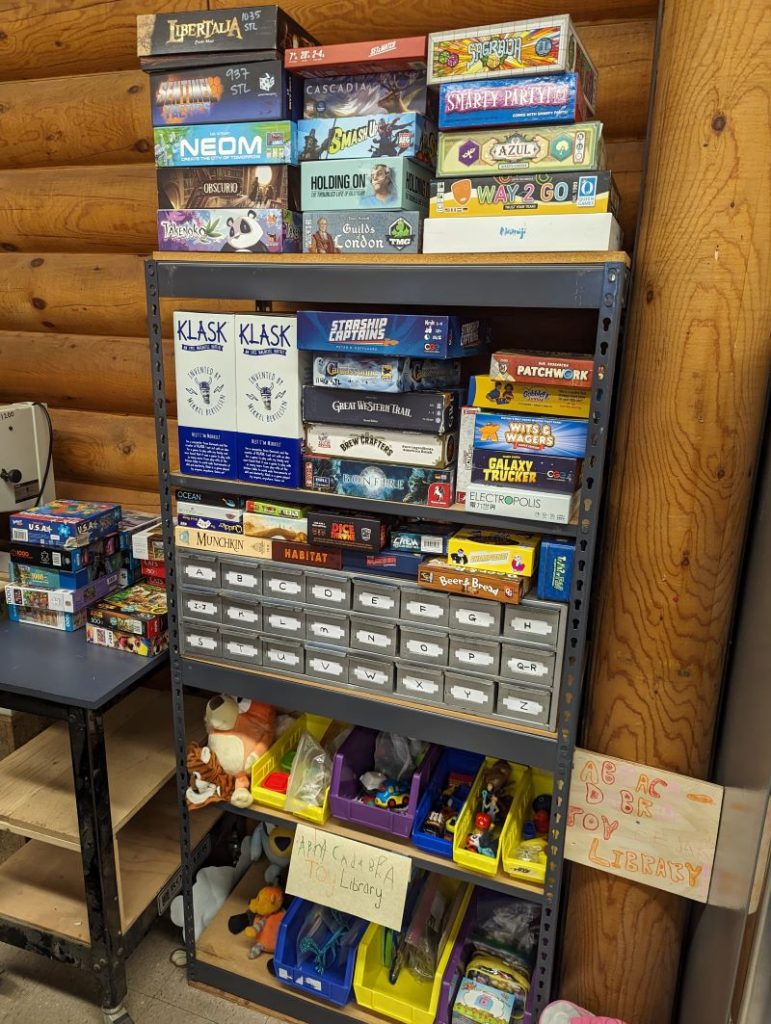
[268,613,302,631]
[502,695,544,716]
[402,675,440,694]
[358,591,396,610]
[226,640,259,658]
[224,569,258,587]
[310,622,345,640]
[507,656,550,677]
[187,598,217,615]
[405,600,443,619]
[267,648,301,666]
[405,638,443,658]
[454,647,495,666]
[355,628,390,648]
[309,656,344,676]
[353,666,389,686]
[187,632,217,650]
[311,583,346,603]
[450,684,487,704]
[510,615,553,636]
[228,606,259,623]
[268,578,302,595]
[456,607,496,628]
[186,565,216,581]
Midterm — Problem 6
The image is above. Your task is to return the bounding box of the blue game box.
[298,113,437,165]
[10,501,123,549]
[472,411,588,459]
[438,73,587,130]
[297,311,484,359]
[153,121,296,167]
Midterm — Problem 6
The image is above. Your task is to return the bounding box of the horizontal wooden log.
[582,20,654,141]
[0,331,175,417]
[57,479,161,514]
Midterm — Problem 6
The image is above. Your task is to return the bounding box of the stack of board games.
[418,526,541,604]
[86,582,169,657]
[422,15,622,254]
[139,5,318,254]
[284,36,434,253]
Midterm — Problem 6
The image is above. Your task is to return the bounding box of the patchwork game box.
[158,209,300,253]
[137,7,317,59]
[312,355,462,393]
[157,165,300,210]
[10,501,122,549]
[429,171,618,218]
[438,73,587,129]
[490,352,594,387]
[298,113,436,164]
[302,210,422,254]
[303,71,433,118]
[301,156,431,212]
[298,310,483,358]
[304,456,455,507]
[302,386,460,433]
[154,121,296,167]
[285,36,427,77]
[436,122,604,177]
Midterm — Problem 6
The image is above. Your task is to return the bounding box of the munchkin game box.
[157,165,300,210]
[302,211,421,254]
[429,171,618,219]
[137,7,316,60]
[304,457,455,508]
[301,156,431,212]
[298,113,437,165]
[436,122,604,177]
[303,71,433,118]
[438,74,587,129]
[298,311,483,359]
[157,209,300,252]
[154,121,296,167]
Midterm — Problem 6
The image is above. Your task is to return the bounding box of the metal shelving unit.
[146,252,629,1022]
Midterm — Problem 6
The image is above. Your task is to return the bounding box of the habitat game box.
[10,501,122,549]
[87,582,168,638]
[304,456,455,507]
[302,210,421,254]
[301,156,431,212]
[303,71,433,118]
[137,7,316,59]
[157,165,300,210]
[438,73,587,129]
[298,311,482,358]
[154,121,296,167]
[472,411,588,459]
[429,172,618,218]
[158,209,300,253]
[436,122,604,177]
[305,422,457,468]
[285,36,427,77]
[312,355,461,393]
[298,113,436,164]
[302,386,459,433]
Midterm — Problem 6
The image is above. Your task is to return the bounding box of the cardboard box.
[158,209,300,253]
[447,527,540,577]
[176,513,242,534]
[298,113,436,164]
[137,7,317,59]
[468,376,591,417]
[271,541,342,569]
[173,312,237,479]
[154,121,296,167]
[389,522,455,555]
[436,122,604,177]
[456,405,479,504]
[429,171,618,218]
[422,212,622,254]
[8,606,87,631]
[303,71,432,118]
[417,560,531,604]
[489,352,594,387]
[234,313,309,487]
[9,534,119,572]
[305,422,457,468]
[537,537,575,602]
[308,512,387,552]
[243,511,308,541]
[87,582,168,638]
[312,355,462,392]
[472,411,588,458]
[438,73,587,129]
[175,525,272,560]
[303,456,455,507]
[177,503,244,527]
[301,156,431,211]
[341,548,423,578]
[285,36,427,77]
[464,483,579,525]
[299,310,483,359]
[302,385,459,433]
[302,210,422,254]
[10,501,122,549]
[471,451,582,494]
[5,572,121,615]
[86,622,168,657]
[175,488,244,509]
[11,552,125,591]
[157,165,300,211]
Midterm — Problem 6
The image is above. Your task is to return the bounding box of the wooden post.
[560,2,770,1022]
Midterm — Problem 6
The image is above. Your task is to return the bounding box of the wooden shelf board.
[0,688,206,850]
[154,251,631,267]
[0,839,89,944]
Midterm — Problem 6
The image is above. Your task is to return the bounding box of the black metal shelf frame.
[146,255,628,1023]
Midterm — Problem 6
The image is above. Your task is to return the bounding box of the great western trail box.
[301,386,459,433]
[150,60,300,126]
[427,14,597,110]
[301,156,431,212]
[468,375,591,417]
[298,113,436,165]
[285,36,427,77]
[429,171,618,219]
[154,121,296,167]
[298,311,482,358]
[472,411,588,459]
[302,210,421,254]
[158,209,300,253]
[436,122,604,177]
[438,73,587,129]
[137,7,316,58]
[10,501,122,549]
[490,352,594,387]
[303,71,433,119]
[157,165,300,211]
[312,355,461,393]
[471,451,581,494]
[304,456,455,507]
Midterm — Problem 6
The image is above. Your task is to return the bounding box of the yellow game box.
[468,376,591,417]
[447,527,540,577]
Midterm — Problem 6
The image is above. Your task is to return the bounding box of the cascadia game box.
[301,156,431,212]
[470,451,582,493]
[429,172,618,218]
[87,582,168,639]
[302,386,460,433]
[305,422,457,468]
[304,456,455,507]
[468,376,591,417]
[298,311,483,358]
[302,210,422,254]
[436,122,604,177]
[10,501,122,548]
[490,352,594,387]
[438,73,587,129]
[298,113,436,164]
[137,7,317,58]
[158,209,300,253]
[154,121,296,167]
[312,355,461,393]
[422,212,621,254]
[157,165,300,210]
[472,411,588,458]
[303,71,433,118]
[285,36,427,77]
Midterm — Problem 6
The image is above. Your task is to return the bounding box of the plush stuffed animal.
[185,743,235,809]
[540,1001,627,1024]
[245,885,286,958]
[203,695,275,808]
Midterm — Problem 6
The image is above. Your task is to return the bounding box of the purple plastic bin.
[329,726,441,837]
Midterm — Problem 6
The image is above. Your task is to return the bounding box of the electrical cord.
[32,401,54,505]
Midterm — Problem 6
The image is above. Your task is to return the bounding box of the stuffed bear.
[202,695,275,808]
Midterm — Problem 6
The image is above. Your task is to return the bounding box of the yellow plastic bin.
[250,713,333,823]
[452,757,526,877]
[500,767,554,885]
[353,877,472,1024]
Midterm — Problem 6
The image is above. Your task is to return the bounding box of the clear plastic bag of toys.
[285,731,332,814]
[374,732,429,783]
[469,891,541,976]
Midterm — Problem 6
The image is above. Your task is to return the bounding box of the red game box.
[489,352,594,388]
[285,36,427,77]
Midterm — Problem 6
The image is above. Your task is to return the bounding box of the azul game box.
[298,113,436,165]
[9,533,120,571]
[301,156,431,212]
[312,355,462,393]
[5,572,121,615]
[429,171,618,219]
[436,122,604,177]
[303,456,455,508]
[303,71,433,118]
[302,210,421,254]
[298,311,483,358]
[285,36,427,77]
[472,411,588,459]
[468,375,591,417]
[158,209,300,253]
[305,422,457,468]
[157,165,300,210]
[86,623,169,657]
[154,121,296,167]
[150,60,300,126]
[422,212,622,254]
[302,386,459,433]
[471,451,582,494]
[490,352,594,387]
[137,7,316,59]
[438,73,587,129]
[87,582,168,639]
[10,501,122,549]
[427,14,597,110]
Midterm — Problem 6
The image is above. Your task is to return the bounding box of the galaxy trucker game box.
[301,156,431,212]
[298,113,437,165]
[157,165,300,210]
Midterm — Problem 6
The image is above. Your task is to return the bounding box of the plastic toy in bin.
[500,768,554,886]
[454,758,526,877]
[412,750,484,859]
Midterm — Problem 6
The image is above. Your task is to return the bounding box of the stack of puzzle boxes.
[139,5,317,253]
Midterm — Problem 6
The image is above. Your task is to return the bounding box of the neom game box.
[301,156,431,212]
[303,71,433,119]
[298,113,437,165]
[438,73,588,129]
[285,36,427,77]
[429,171,618,219]
[302,210,422,254]
[437,122,604,177]
[154,121,296,167]
[157,209,300,253]
[137,7,316,58]
[157,165,300,211]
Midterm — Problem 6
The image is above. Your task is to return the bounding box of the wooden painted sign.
[286,823,412,929]
[566,749,723,902]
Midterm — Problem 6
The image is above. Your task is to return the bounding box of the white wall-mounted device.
[0,402,55,515]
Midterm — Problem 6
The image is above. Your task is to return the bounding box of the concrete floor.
[0,917,278,1024]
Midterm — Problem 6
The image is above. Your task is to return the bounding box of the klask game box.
[417,560,530,604]
[137,7,317,59]
[9,533,120,571]
[87,582,168,639]
[158,209,300,253]
[298,114,437,165]
[438,73,587,129]
[468,375,591,417]
[436,122,604,177]
[8,606,88,631]
[472,410,588,459]
[157,165,300,211]
[11,550,126,591]
[303,71,433,119]
[153,121,296,168]
[301,156,431,212]
[285,36,427,77]
[464,482,579,525]
[422,213,622,255]
[86,623,169,658]
[302,385,459,433]
[471,451,582,494]
[429,171,618,218]
[150,60,300,127]
[305,422,457,469]
[303,457,455,508]
[299,311,483,358]
[312,355,461,393]
[10,501,122,549]
[302,211,422,254]
[5,572,121,616]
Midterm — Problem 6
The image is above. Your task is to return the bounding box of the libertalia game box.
[157,165,300,210]
[301,156,431,212]
[154,121,296,167]
[438,74,587,129]
[137,7,317,59]
[302,211,421,254]
[304,456,455,507]
[429,171,618,218]
[298,113,436,165]
[157,209,300,252]
[301,386,460,433]
[303,71,434,118]
[298,311,483,358]
[436,122,604,177]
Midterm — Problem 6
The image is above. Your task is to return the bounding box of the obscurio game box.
[157,165,300,210]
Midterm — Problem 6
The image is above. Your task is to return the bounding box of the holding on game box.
[301,156,431,212]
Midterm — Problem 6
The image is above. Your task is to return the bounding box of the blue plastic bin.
[410,748,484,858]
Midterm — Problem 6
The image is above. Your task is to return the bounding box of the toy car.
[374,781,410,809]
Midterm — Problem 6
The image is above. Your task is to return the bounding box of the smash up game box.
[298,113,436,165]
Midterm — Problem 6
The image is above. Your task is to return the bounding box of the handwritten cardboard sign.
[565,749,723,902]
[286,823,412,930]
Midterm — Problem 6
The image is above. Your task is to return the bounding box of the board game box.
[10,501,122,549]
[489,352,594,387]
[417,560,530,604]
[11,550,126,591]
[303,71,433,118]
[176,487,244,509]
[298,113,436,164]
[176,502,243,524]
[137,7,317,59]
[158,209,300,253]
[305,422,457,468]
[8,605,88,631]
[9,533,120,571]
[154,121,296,168]
[302,210,422,254]
[308,512,388,552]
[244,499,307,517]
[87,582,168,638]
[271,541,342,569]
[471,451,582,494]
[132,527,164,562]
[422,213,622,254]
[303,456,455,507]
[243,509,308,540]
[438,73,587,129]
[341,548,422,577]
[437,122,604,177]
[427,14,597,113]
[447,527,540,577]
[312,355,462,393]
[285,36,427,77]
[301,156,431,212]
[157,165,300,211]
[429,171,618,218]
[5,572,121,615]
[175,525,273,560]
[464,483,579,524]
[298,310,483,358]
[472,411,588,458]
[468,376,591,417]
[302,386,460,433]
[86,622,169,657]
[537,537,575,602]
[177,512,244,534]
[390,522,455,555]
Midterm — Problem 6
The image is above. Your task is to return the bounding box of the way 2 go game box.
[430,171,618,218]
